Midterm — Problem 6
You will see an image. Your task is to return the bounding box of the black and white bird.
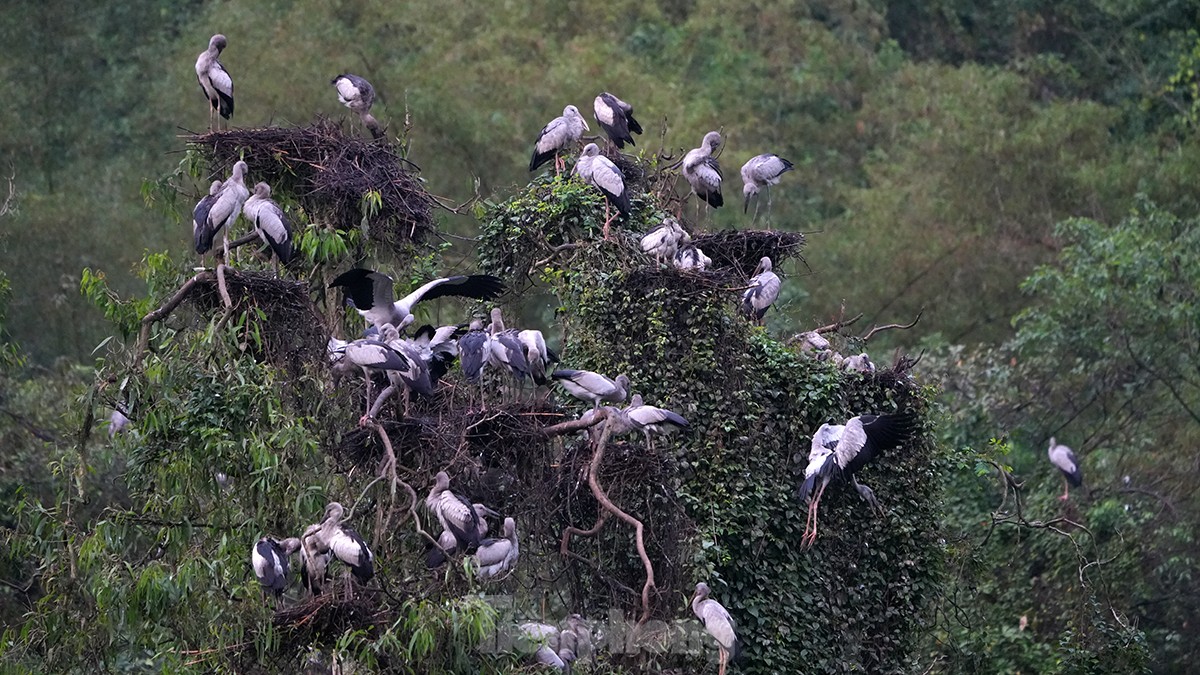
[518,327,557,387]
[530,105,590,172]
[241,182,295,274]
[252,536,301,598]
[331,73,382,139]
[641,217,689,264]
[795,330,830,355]
[426,471,485,553]
[740,153,794,218]
[426,503,499,568]
[741,256,781,325]
[1047,437,1083,501]
[840,353,875,374]
[366,323,437,418]
[576,143,630,239]
[486,307,531,385]
[798,412,917,548]
[674,245,712,271]
[192,180,222,255]
[304,502,374,594]
[624,394,689,450]
[329,268,505,332]
[342,333,420,425]
[197,161,250,259]
[692,582,741,675]
[459,319,490,384]
[409,322,463,383]
[473,517,519,579]
[683,131,724,209]
[195,34,233,131]
[517,615,587,672]
[552,369,630,410]
[593,92,643,149]
[299,523,331,595]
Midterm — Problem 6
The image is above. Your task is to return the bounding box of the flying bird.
[593,92,643,149]
[329,268,505,332]
[1047,437,1083,501]
[195,34,233,131]
[530,105,590,173]
[252,536,301,599]
[741,256,782,325]
[683,131,724,209]
[241,182,295,274]
[331,73,382,139]
[692,582,741,675]
[798,412,917,548]
[552,369,630,409]
[740,153,794,218]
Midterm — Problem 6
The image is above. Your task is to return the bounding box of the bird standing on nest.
[683,131,724,215]
[530,105,590,173]
[195,34,233,131]
[241,182,295,276]
[331,73,382,139]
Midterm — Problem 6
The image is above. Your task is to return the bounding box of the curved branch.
[133,270,215,369]
[861,309,923,342]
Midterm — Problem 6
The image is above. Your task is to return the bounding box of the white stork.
[576,143,630,239]
[641,217,689,265]
[195,34,233,131]
[197,161,249,260]
[192,180,222,255]
[251,536,301,599]
[624,394,689,450]
[1047,437,1083,501]
[426,471,486,553]
[674,245,712,271]
[692,582,741,675]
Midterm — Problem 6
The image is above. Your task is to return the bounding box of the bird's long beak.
[582,118,591,132]
[478,505,501,518]
[743,196,749,214]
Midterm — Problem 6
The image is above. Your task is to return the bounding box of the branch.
[0,166,15,219]
[133,271,214,369]
[813,312,863,335]
[0,407,61,443]
[861,309,923,342]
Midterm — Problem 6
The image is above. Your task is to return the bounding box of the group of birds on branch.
[190,159,296,274]
[253,502,373,601]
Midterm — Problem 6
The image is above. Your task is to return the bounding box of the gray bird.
[302,502,374,596]
[674,245,712,271]
[796,331,830,354]
[426,471,486,553]
[683,131,724,209]
[530,105,590,172]
[331,73,382,139]
[593,92,643,149]
[192,180,223,255]
[576,143,630,239]
[1047,437,1083,501]
[624,394,689,450]
[459,319,490,388]
[487,307,532,385]
[841,353,875,374]
[798,413,917,548]
[740,153,794,218]
[692,582,741,675]
[299,522,331,595]
[329,268,505,332]
[741,256,781,325]
[199,161,250,260]
[518,328,556,387]
[641,217,688,264]
[241,182,295,274]
[552,369,630,409]
[195,34,233,131]
[427,503,499,568]
[251,536,301,598]
[473,517,519,579]
[342,334,420,425]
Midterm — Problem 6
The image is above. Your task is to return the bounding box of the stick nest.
[692,229,806,279]
[188,118,436,252]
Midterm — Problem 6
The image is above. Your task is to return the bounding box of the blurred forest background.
[1,0,1199,672]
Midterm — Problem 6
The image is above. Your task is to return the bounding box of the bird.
[304,503,374,595]
[576,143,630,239]
[798,412,918,548]
[486,307,532,385]
[330,268,506,333]
[197,161,250,260]
[331,73,382,139]
[1047,437,1083,501]
[409,322,463,383]
[426,503,499,568]
[517,616,585,673]
[241,182,295,275]
[459,319,489,382]
[841,353,875,373]
[795,331,830,355]
[552,369,630,409]
[473,517,519,579]
[108,408,131,438]
[593,92,643,149]
[741,256,782,325]
[342,334,421,425]
[299,523,331,595]
[195,34,234,131]
[251,536,301,598]
[426,471,485,553]
[674,245,712,271]
[192,180,223,255]
[623,394,689,450]
[740,153,794,218]
[641,217,689,265]
[518,328,557,386]
[530,105,590,173]
[683,131,724,210]
[692,582,741,675]
[371,323,437,418]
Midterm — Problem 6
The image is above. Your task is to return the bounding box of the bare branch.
[813,312,864,335]
[861,309,924,342]
[132,271,214,369]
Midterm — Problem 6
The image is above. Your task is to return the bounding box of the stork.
[426,503,499,568]
[251,536,301,599]
[624,394,689,450]
[692,582,741,675]
[341,332,419,425]
[473,517,519,579]
[371,323,437,417]
[426,471,485,553]
[741,256,781,325]
[198,161,249,261]
[674,245,712,271]
[1047,437,1083,501]
[593,92,643,149]
[740,153,794,220]
[683,131,724,212]
[304,502,374,596]
[552,369,630,410]
[798,412,917,548]
[241,182,295,275]
[331,73,382,139]
[486,307,532,387]
[530,105,590,173]
[576,143,630,239]
[329,267,505,332]
[641,217,688,265]
[195,34,233,131]
[192,180,222,255]
[299,523,331,595]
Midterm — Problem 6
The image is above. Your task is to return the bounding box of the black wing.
[839,412,918,476]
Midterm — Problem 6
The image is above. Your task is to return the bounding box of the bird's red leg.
[1059,477,1070,501]
[718,647,727,675]
[602,200,614,240]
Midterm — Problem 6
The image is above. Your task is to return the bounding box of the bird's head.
[433,471,451,491]
[503,517,517,536]
[581,143,600,158]
[279,537,302,555]
[232,160,248,180]
[703,131,722,151]
[742,183,760,212]
[253,182,271,198]
[692,582,712,603]
[323,502,345,523]
[209,34,227,52]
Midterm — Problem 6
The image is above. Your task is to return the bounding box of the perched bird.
[518,328,557,386]
[459,319,490,384]
[304,503,374,594]
[530,105,590,172]
[331,73,382,139]
[426,471,485,553]
[197,161,250,259]
[409,323,463,383]
[252,536,301,598]
[427,503,499,568]
[593,92,643,149]
[486,307,532,385]
[623,394,689,450]
[473,517,519,579]
[369,323,438,418]
[683,131,724,209]
[795,331,830,354]
[108,408,131,438]
[692,582,741,675]
[740,153,794,218]
[342,334,421,425]
[552,369,630,409]
[674,245,712,271]
[798,412,917,548]
[241,182,295,274]
[576,143,630,239]
[741,256,781,325]
[841,353,875,374]
[192,180,223,254]
[329,268,505,332]
[299,523,331,595]
[517,616,585,673]
[1047,437,1083,501]
[195,34,234,131]
[641,217,688,264]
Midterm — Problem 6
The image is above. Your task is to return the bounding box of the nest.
[692,229,806,279]
[188,118,436,251]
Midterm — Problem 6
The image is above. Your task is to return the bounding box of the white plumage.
[740,152,794,215]
[200,161,249,258]
[674,245,712,271]
[641,217,689,264]
[552,369,630,409]
[530,105,590,172]
[692,582,741,675]
[241,182,295,272]
[683,131,724,209]
[1047,437,1083,501]
[331,73,382,139]
[195,34,233,130]
[593,92,643,149]
[473,517,519,579]
[741,256,782,324]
